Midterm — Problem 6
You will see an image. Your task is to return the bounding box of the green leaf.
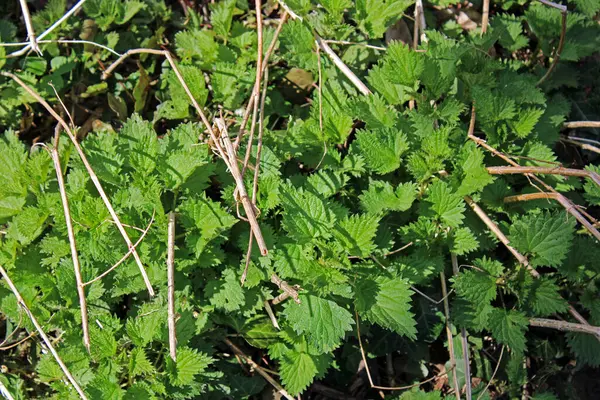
[333,214,380,257]
[567,332,600,366]
[509,211,576,267]
[423,181,466,228]
[395,387,442,399]
[354,0,412,38]
[283,294,354,352]
[382,41,424,86]
[453,269,497,305]
[280,20,317,71]
[166,347,212,387]
[355,276,417,338]
[280,184,336,244]
[523,278,569,316]
[119,114,158,174]
[175,29,218,65]
[488,308,529,354]
[280,350,330,395]
[354,128,409,174]
[210,0,236,38]
[89,326,117,361]
[450,227,479,255]
[6,207,49,246]
[360,181,417,214]
[205,268,245,311]
[129,348,154,378]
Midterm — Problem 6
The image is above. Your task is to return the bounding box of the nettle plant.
[1,0,600,399]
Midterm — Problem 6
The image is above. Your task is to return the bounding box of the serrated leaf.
[210,0,236,38]
[333,214,380,257]
[453,270,497,305]
[451,227,479,255]
[283,294,354,352]
[129,347,154,378]
[488,308,529,354]
[355,275,417,338]
[382,41,424,86]
[354,128,409,174]
[280,350,330,395]
[509,211,576,267]
[360,181,417,214]
[166,347,212,387]
[423,181,466,228]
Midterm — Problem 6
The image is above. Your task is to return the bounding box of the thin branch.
[167,212,177,362]
[270,274,301,305]
[223,338,294,400]
[323,40,386,51]
[314,35,372,96]
[503,192,600,242]
[0,39,121,56]
[440,271,461,400]
[51,126,89,352]
[18,0,41,55]
[9,0,88,57]
[536,2,567,86]
[451,254,472,400]
[355,310,452,391]
[529,318,600,338]
[0,330,37,351]
[234,11,289,151]
[486,166,600,188]
[101,48,167,80]
[563,121,600,129]
[1,71,155,297]
[562,138,600,155]
[481,0,490,34]
[476,346,504,400]
[264,300,280,330]
[83,212,155,287]
[0,266,87,400]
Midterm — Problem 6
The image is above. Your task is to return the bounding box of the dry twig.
[18,0,40,55]
[270,274,301,305]
[563,121,600,129]
[536,0,567,86]
[476,346,504,400]
[562,138,600,155]
[529,318,600,339]
[440,271,461,400]
[51,126,90,352]
[167,212,177,361]
[1,71,155,297]
[224,338,294,400]
[451,254,472,400]
[486,165,600,187]
[0,266,87,399]
[481,0,490,34]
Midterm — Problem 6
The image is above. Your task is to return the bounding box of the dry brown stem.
[264,300,280,330]
[486,166,600,187]
[440,271,461,400]
[167,212,177,361]
[0,265,88,399]
[1,71,155,297]
[270,274,301,305]
[530,318,600,338]
[562,138,600,155]
[536,1,567,85]
[223,338,294,400]
[451,254,472,400]
[355,310,452,391]
[477,346,504,400]
[51,126,89,352]
[481,0,490,34]
[563,121,600,129]
[18,0,40,55]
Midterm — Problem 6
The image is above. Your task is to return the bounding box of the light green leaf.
[166,347,212,387]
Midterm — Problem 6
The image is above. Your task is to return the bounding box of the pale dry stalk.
[563,121,600,129]
[51,126,90,352]
[562,138,600,155]
[167,212,177,361]
[18,0,40,55]
[224,338,294,400]
[10,0,88,57]
[481,0,490,34]
[0,266,88,399]
[487,165,600,187]
[440,271,461,400]
[0,378,15,400]
[536,0,567,86]
[270,274,301,305]
[529,318,600,339]
[1,71,155,297]
[451,253,472,400]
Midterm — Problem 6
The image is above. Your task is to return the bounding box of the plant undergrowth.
[1,0,600,399]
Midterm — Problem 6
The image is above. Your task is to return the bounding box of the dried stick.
[264,300,280,330]
[355,310,452,391]
[0,379,15,400]
[481,0,490,34]
[476,346,504,400]
[536,1,567,86]
[270,274,301,304]
[51,126,89,352]
[562,138,600,155]
[234,11,289,151]
[1,71,155,297]
[167,212,177,361]
[0,266,88,400]
[9,0,88,57]
[441,271,461,400]
[451,254,472,400]
[101,48,167,80]
[241,67,270,284]
[18,0,40,55]
[486,166,600,187]
[529,318,600,338]
[223,338,294,400]
[314,35,372,96]
[83,212,154,287]
[563,121,600,129]
[1,39,120,56]
[503,192,600,242]
[323,40,386,51]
